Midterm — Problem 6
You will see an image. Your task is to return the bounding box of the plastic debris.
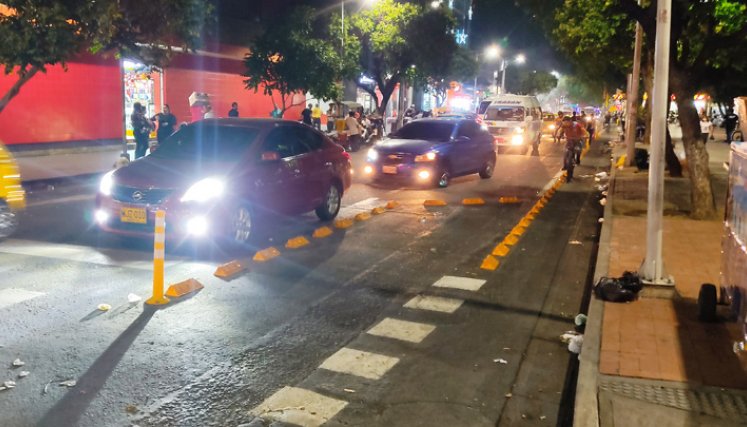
[569,240,583,245]
[598,218,605,223]
[59,379,77,387]
[419,217,427,224]
[18,371,29,378]
[127,293,142,304]
[505,393,513,398]
[3,380,16,389]
[599,198,607,206]
[343,388,356,393]
[493,358,508,364]
[97,303,111,312]
[560,331,580,344]
[540,415,547,421]
[12,358,25,367]
[595,171,608,179]
[125,404,139,414]
[568,335,584,354]
[575,314,588,326]
[430,248,437,253]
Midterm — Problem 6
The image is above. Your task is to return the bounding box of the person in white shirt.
[699,113,713,144]
[345,111,364,152]
[204,104,216,119]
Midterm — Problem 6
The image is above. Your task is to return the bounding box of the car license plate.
[120,207,147,224]
[382,165,398,174]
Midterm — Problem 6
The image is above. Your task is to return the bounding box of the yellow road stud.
[520,218,532,228]
[165,278,204,298]
[511,226,526,236]
[480,255,500,271]
[492,243,510,257]
[285,236,310,249]
[385,200,400,209]
[214,260,247,279]
[504,234,519,246]
[313,226,334,238]
[423,199,448,207]
[334,218,354,229]
[355,212,372,221]
[253,247,281,262]
[525,212,537,220]
[499,196,521,204]
[371,207,387,215]
[462,198,486,206]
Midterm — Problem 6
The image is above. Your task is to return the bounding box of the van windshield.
[486,106,525,121]
[478,101,492,115]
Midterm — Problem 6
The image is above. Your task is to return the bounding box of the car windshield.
[485,106,525,121]
[151,124,259,161]
[392,122,455,142]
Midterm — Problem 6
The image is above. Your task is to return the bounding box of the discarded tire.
[697,283,718,322]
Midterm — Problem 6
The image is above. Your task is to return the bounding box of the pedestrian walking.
[724,107,739,143]
[700,114,713,144]
[204,104,216,119]
[326,105,335,132]
[152,104,177,146]
[312,103,322,130]
[345,111,364,152]
[131,102,153,159]
[228,102,239,118]
[301,104,312,126]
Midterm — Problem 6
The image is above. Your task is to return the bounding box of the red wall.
[0,56,122,145]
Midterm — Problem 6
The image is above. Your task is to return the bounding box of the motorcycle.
[364,115,385,145]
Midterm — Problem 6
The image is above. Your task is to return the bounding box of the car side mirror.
[261,151,280,161]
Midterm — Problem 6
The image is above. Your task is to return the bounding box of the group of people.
[130,101,241,159]
[699,108,739,144]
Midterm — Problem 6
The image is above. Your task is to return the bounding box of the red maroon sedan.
[95,119,352,245]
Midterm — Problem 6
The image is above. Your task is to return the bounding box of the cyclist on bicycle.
[557,116,589,182]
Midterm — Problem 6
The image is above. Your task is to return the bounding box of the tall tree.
[0,0,213,114]
[427,46,478,107]
[243,6,347,117]
[513,70,559,95]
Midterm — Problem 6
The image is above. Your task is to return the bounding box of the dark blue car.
[363,119,496,187]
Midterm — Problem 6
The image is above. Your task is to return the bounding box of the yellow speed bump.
[334,218,354,229]
[253,247,281,262]
[214,260,247,279]
[462,198,486,206]
[313,226,334,238]
[531,205,542,214]
[520,218,532,228]
[480,255,500,271]
[423,199,447,207]
[355,212,372,222]
[385,200,400,209]
[492,243,510,257]
[499,196,521,204]
[371,207,387,215]
[510,225,526,236]
[165,278,204,298]
[285,236,310,249]
[525,212,537,220]
[503,234,520,246]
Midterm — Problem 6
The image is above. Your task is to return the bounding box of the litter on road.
[18,371,29,378]
[97,303,112,311]
[12,358,25,367]
[127,293,142,303]
[493,358,508,364]
[59,379,77,387]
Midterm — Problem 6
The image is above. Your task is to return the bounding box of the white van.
[478,94,542,154]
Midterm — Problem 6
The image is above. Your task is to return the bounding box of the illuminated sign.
[455,29,468,45]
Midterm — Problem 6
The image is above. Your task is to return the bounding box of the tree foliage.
[517,70,559,96]
[427,46,478,107]
[243,6,343,117]
[0,0,213,113]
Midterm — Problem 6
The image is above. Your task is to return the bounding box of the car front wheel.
[479,155,496,179]
[229,204,254,245]
[0,201,18,240]
[436,169,450,188]
[316,183,342,220]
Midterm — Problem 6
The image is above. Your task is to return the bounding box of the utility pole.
[640,0,672,285]
[624,2,643,167]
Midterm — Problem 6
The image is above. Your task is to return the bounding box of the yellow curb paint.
[525,212,536,220]
[253,247,281,262]
[480,255,500,271]
[165,278,204,298]
[385,200,400,209]
[462,198,486,206]
[371,207,387,215]
[285,236,310,249]
[334,218,354,229]
[313,226,334,238]
[492,243,510,257]
[214,260,247,279]
[520,218,532,228]
[499,196,521,204]
[503,234,519,246]
[355,212,372,222]
[423,199,448,207]
[511,226,526,236]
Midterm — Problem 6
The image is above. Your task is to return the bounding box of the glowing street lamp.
[500,53,526,94]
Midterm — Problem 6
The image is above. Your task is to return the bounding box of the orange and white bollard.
[146,210,170,306]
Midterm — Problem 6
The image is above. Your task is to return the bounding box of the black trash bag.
[619,271,643,293]
[635,148,649,170]
[594,277,637,303]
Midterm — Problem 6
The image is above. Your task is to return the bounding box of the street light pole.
[500,59,506,94]
[624,0,643,167]
[640,0,672,285]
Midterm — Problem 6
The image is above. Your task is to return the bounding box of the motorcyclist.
[557,116,589,182]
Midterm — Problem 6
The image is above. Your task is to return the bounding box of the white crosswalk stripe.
[0,288,45,310]
[319,347,400,380]
[249,386,347,427]
[404,295,464,313]
[432,275,486,291]
[366,317,436,344]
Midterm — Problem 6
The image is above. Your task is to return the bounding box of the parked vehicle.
[363,119,496,188]
[95,119,353,245]
[479,94,542,154]
[542,113,557,136]
[0,141,25,239]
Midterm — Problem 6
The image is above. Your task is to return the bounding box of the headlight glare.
[511,135,524,145]
[515,127,525,134]
[181,177,225,203]
[99,171,114,196]
[367,148,379,162]
[414,152,437,162]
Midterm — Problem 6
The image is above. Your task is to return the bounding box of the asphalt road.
[0,136,608,427]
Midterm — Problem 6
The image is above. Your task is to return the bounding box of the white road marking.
[319,347,400,380]
[338,197,384,217]
[432,275,486,292]
[0,288,45,310]
[26,194,95,208]
[542,170,566,193]
[404,295,464,313]
[366,318,436,344]
[250,386,347,427]
[0,239,183,270]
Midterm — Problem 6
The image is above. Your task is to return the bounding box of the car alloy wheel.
[232,205,253,243]
[437,171,450,188]
[0,202,18,240]
[479,157,496,179]
[316,184,341,220]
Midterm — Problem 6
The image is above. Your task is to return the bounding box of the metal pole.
[640,0,672,284]
[625,10,643,166]
[500,59,506,94]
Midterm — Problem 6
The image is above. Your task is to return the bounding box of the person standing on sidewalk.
[131,102,153,159]
[203,104,216,119]
[312,103,322,130]
[301,104,312,126]
[700,113,713,144]
[152,104,176,147]
[345,111,364,152]
[228,102,239,118]
[724,107,739,143]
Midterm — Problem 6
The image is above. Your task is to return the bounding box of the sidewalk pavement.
[575,127,747,426]
[13,144,135,183]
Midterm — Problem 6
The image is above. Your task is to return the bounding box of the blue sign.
[455,29,468,45]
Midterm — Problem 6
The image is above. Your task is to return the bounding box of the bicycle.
[563,138,583,182]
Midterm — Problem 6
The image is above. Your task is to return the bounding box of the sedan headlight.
[514,127,525,134]
[511,134,524,145]
[549,124,556,130]
[99,171,114,196]
[414,152,438,162]
[480,124,489,131]
[181,177,225,203]
[367,148,379,162]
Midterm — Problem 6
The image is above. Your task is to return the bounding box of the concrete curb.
[573,143,617,427]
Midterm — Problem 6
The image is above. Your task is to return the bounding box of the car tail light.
[341,151,351,161]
